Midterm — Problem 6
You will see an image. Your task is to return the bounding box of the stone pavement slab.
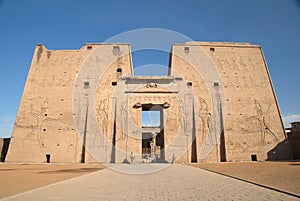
[2,164,299,201]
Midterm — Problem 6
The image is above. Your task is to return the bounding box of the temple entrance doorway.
[141,104,165,162]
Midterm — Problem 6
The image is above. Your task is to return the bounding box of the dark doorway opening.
[46,154,51,163]
[251,154,257,161]
[142,133,152,159]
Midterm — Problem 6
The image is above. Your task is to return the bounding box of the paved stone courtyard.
[2,164,298,201]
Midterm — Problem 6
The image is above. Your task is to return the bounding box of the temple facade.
[6,42,293,163]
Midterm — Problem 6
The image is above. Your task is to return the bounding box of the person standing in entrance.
[130,152,135,163]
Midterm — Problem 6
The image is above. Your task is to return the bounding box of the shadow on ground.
[39,168,104,174]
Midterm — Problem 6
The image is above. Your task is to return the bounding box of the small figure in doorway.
[153,154,157,163]
[130,152,135,163]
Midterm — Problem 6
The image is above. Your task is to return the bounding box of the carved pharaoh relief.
[146,82,157,88]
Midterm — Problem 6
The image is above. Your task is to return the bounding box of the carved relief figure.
[120,101,128,139]
[198,98,213,145]
[24,99,58,147]
[179,100,187,136]
[97,99,108,135]
[254,100,280,144]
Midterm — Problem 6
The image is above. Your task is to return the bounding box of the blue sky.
[0,0,299,137]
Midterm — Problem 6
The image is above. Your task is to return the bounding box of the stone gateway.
[6,42,293,163]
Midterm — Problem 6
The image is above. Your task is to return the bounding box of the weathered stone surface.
[6,42,293,164]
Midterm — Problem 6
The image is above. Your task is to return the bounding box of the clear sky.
[0,0,299,138]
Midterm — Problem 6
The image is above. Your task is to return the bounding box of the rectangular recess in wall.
[251,154,257,161]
